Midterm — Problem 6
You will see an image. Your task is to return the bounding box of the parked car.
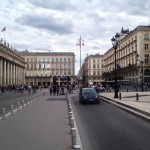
[79,88,100,104]
[95,86,105,93]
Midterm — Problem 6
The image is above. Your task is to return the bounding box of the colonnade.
[0,57,25,86]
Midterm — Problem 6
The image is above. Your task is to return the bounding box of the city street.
[70,94,150,150]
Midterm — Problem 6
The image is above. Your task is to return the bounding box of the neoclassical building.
[21,50,75,86]
[0,41,25,86]
[103,26,150,85]
[82,54,104,86]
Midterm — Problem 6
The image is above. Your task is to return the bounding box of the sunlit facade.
[0,41,25,86]
[103,26,150,85]
[21,51,75,86]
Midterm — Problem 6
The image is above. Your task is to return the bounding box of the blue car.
[79,88,100,104]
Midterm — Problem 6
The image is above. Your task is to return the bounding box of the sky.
[0,0,150,75]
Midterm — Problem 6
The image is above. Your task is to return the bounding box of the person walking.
[53,85,56,95]
[49,84,53,95]
[56,85,60,95]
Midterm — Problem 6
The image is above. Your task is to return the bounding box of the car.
[79,88,100,104]
[95,86,105,93]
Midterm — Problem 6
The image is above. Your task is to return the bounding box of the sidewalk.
[0,92,71,150]
[100,91,150,121]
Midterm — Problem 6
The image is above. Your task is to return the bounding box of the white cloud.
[0,0,150,75]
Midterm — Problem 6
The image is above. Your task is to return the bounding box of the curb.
[100,95,150,122]
[67,94,83,150]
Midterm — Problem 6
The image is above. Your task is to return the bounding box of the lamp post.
[76,36,84,87]
[111,33,120,98]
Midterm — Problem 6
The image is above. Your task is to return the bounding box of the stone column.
[13,64,16,85]
[7,61,10,85]
[10,63,12,85]
[15,65,17,85]
[0,58,2,85]
[3,59,6,85]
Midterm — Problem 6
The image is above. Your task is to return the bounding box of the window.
[145,44,149,50]
[97,64,99,68]
[144,34,149,40]
[145,55,149,64]
[93,64,96,68]
[39,64,41,69]
[93,71,96,75]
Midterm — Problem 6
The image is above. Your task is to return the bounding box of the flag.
[1,26,6,32]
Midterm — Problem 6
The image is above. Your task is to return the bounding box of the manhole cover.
[46,98,66,101]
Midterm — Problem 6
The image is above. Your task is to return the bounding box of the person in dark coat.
[56,85,60,95]
[53,85,56,95]
[49,84,53,95]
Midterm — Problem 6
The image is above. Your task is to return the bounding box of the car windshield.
[82,88,96,94]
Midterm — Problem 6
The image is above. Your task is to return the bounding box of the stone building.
[21,50,75,86]
[82,54,104,86]
[103,25,150,86]
[0,41,25,86]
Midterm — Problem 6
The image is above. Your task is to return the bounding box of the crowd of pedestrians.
[0,85,38,95]
[49,84,74,96]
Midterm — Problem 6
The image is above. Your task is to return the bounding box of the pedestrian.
[53,85,56,95]
[56,85,59,95]
[49,84,53,95]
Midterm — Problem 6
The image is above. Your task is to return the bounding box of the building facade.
[0,41,25,86]
[21,51,75,86]
[82,54,104,86]
[103,26,150,85]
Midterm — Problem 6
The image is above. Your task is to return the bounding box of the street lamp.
[111,33,120,98]
[76,36,84,87]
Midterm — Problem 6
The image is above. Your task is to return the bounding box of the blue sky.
[0,0,150,74]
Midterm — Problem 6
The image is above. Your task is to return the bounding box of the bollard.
[71,128,76,147]
[68,105,72,113]
[74,145,81,150]
[17,102,20,111]
[11,104,14,114]
[30,97,33,103]
[69,112,73,118]
[70,118,75,133]
[136,93,139,101]
[68,103,71,109]
[70,118,74,128]
[27,98,29,105]
[22,100,25,108]
[119,93,121,100]
[69,117,74,125]
[127,89,128,92]
[2,108,6,120]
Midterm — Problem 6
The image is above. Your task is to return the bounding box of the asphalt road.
[70,94,150,150]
